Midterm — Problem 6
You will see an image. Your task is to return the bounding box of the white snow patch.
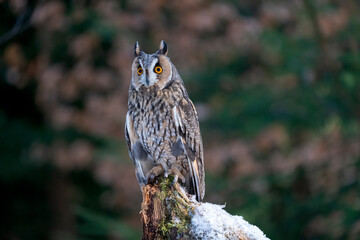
[191,202,270,240]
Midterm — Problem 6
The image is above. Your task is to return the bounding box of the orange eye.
[137,67,143,75]
[154,66,163,74]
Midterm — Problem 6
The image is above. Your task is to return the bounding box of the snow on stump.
[140,178,269,240]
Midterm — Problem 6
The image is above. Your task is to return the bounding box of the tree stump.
[140,178,269,240]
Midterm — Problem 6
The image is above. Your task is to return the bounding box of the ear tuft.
[134,41,140,57]
[157,40,168,56]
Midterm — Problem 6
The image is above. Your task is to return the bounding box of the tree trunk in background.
[49,171,75,240]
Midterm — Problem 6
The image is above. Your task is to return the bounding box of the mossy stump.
[140,178,195,240]
[140,178,269,240]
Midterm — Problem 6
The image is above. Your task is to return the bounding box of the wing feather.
[173,98,205,201]
[125,121,134,161]
[125,112,146,186]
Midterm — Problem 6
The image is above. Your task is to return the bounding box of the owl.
[125,41,205,201]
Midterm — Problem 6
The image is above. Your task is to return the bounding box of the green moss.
[157,177,193,239]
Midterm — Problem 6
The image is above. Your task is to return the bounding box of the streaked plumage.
[125,41,205,201]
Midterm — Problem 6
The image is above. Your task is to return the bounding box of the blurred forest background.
[1,0,360,239]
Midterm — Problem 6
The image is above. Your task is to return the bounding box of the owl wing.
[125,112,147,186]
[173,97,205,201]
[125,116,133,160]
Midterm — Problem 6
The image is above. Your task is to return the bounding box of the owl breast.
[128,85,187,170]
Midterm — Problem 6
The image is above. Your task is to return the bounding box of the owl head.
[131,41,175,90]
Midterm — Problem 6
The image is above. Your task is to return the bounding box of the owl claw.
[171,175,178,187]
[166,165,186,186]
[145,165,164,184]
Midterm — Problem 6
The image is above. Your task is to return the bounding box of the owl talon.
[166,165,186,185]
[171,175,178,186]
[145,165,165,184]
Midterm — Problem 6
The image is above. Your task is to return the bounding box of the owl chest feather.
[129,86,181,160]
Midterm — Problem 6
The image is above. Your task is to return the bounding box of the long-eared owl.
[125,41,205,201]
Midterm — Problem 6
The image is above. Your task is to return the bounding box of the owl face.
[131,41,173,90]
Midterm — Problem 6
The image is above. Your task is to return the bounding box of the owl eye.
[154,66,163,74]
[137,67,143,75]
